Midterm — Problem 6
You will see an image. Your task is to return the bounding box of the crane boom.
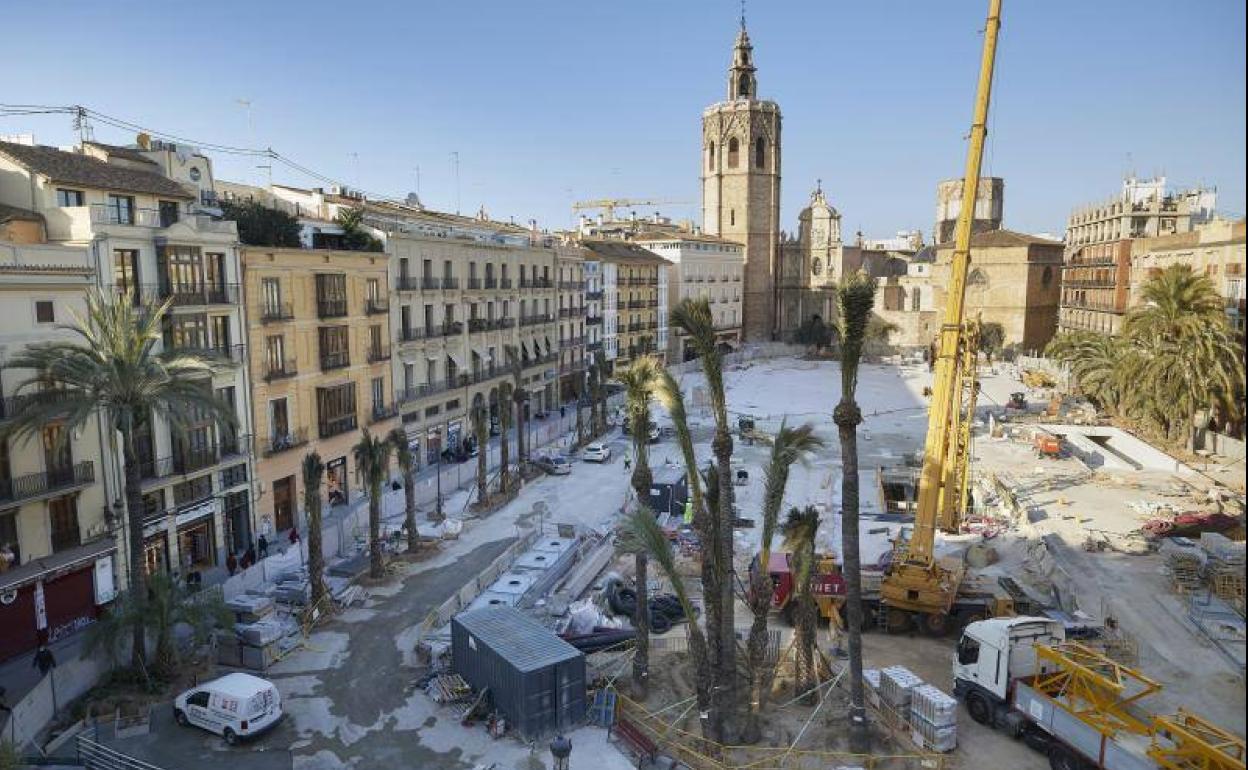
[881,0,1001,621]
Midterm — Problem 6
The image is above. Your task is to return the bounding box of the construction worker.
[683,498,694,526]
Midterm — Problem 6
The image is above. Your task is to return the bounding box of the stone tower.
[701,19,782,342]
[797,182,842,287]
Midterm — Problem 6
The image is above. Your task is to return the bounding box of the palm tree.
[670,297,737,736]
[84,572,230,683]
[0,290,234,674]
[592,349,609,435]
[650,368,720,737]
[620,507,711,736]
[618,356,661,699]
[1046,331,1131,414]
[506,345,527,467]
[498,382,514,494]
[353,429,393,579]
[302,452,328,610]
[470,400,489,505]
[1124,266,1243,448]
[781,505,821,704]
[387,429,419,552]
[745,422,823,728]
[835,271,876,750]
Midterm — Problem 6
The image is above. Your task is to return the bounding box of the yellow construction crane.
[880,0,1001,630]
[571,198,693,222]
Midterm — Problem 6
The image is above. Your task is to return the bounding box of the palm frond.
[837,271,877,396]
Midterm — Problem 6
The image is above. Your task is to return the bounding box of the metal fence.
[76,735,167,770]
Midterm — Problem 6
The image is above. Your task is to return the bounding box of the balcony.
[564,336,585,347]
[365,298,389,315]
[90,203,164,228]
[443,278,460,290]
[396,276,420,292]
[261,428,309,457]
[0,461,95,506]
[626,300,645,309]
[320,350,350,371]
[317,298,348,318]
[421,277,441,290]
[484,277,499,289]
[139,445,229,481]
[160,283,241,307]
[368,344,392,363]
[586,316,603,325]
[165,341,244,365]
[560,281,584,290]
[398,326,426,343]
[467,278,483,290]
[470,365,498,384]
[523,353,558,369]
[0,389,77,423]
[431,321,463,338]
[497,317,517,329]
[500,278,513,289]
[586,290,604,300]
[260,302,295,323]
[264,358,298,382]
[521,314,553,327]
[318,413,358,439]
[369,403,400,424]
[468,318,490,333]
[395,376,468,404]
[587,341,603,353]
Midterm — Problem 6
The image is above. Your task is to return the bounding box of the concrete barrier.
[2,648,113,752]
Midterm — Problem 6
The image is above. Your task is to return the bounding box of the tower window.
[754,138,765,169]
[727,138,740,168]
[738,73,750,98]
[730,209,736,227]
[708,142,715,171]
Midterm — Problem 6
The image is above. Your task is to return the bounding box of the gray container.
[452,606,587,740]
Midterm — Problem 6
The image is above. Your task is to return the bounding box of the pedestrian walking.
[289,528,300,547]
[258,534,269,559]
[33,644,56,676]
[226,551,238,576]
[623,454,632,473]
[242,546,256,569]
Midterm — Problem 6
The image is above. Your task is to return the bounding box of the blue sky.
[4,1,1244,239]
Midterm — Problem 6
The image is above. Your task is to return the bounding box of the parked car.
[533,453,572,475]
[622,417,661,444]
[174,673,282,745]
[582,442,611,463]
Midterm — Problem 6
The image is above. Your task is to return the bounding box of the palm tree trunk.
[308,497,327,609]
[515,396,526,466]
[713,428,737,738]
[633,551,650,700]
[121,433,148,674]
[835,401,869,752]
[744,569,773,740]
[575,382,585,445]
[404,467,418,552]
[368,485,384,579]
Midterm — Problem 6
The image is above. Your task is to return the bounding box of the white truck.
[953,617,1245,770]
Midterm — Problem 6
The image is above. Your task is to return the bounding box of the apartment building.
[1060,176,1216,334]
[1131,219,1246,334]
[0,226,115,663]
[556,245,587,402]
[242,246,398,534]
[579,240,670,372]
[584,259,604,363]
[634,231,742,361]
[380,211,563,464]
[0,138,256,583]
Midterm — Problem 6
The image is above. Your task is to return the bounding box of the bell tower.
[701,17,782,341]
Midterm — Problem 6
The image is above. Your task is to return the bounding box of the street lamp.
[434,434,443,521]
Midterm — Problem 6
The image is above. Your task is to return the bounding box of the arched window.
[727,138,740,168]
[911,287,921,311]
[708,142,715,171]
[1042,265,1054,287]
[754,137,765,169]
[738,73,750,98]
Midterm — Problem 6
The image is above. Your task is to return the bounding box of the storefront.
[144,530,169,575]
[425,427,442,466]
[0,541,115,663]
[326,456,349,508]
[177,515,216,572]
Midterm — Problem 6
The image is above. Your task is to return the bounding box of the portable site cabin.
[451,606,587,740]
[647,466,689,518]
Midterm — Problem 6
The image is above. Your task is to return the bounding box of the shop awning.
[0,537,116,593]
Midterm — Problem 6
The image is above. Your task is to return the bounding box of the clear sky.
[3,1,1244,239]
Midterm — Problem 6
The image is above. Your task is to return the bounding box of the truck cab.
[953,617,1064,724]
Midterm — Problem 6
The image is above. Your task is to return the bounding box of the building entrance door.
[273,476,295,531]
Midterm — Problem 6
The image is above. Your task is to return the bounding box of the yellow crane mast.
[880,0,1001,628]
[571,198,693,222]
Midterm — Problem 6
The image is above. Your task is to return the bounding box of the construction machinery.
[571,198,693,222]
[879,0,1002,632]
[953,617,1245,770]
[753,552,845,625]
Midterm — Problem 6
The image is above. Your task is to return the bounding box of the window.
[317,383,358,437]
[158,200,180,227]
[142,490,164,521]
[754,137,765,169]
[707,142,715,170]
[187,691,210,708]
[319,326,350,369]
[107,194,135,225]
[35,300,55,324]
[730,209,736,227]
[727,138,740,168]
[161,245,205,295]
[114,249,141,306]
[366,277,381,302]
[0,509,18,567]
[270,398,290,440]
[738,72,750,97]
[42,424,72,481]
[173,474,213,508]
[371,377,385,412]
[49,496,80,552]
[1042,265,1054,288]
[957,635,981,666]
[56,188,84,207]
[167,313,209,350]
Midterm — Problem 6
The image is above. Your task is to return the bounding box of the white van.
[173,673,282,745]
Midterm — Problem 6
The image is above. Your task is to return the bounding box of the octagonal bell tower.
[701,19,782,341]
